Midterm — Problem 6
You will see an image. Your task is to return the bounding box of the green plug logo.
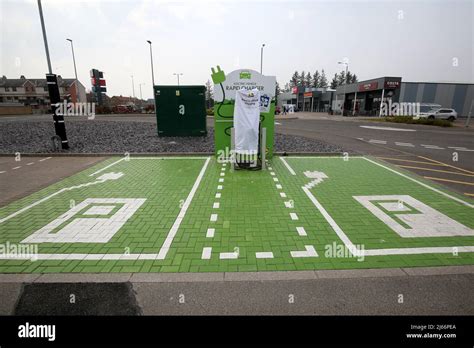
[211,65,226,84]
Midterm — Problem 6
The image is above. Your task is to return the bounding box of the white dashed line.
[368,139,387,144]
[290,245,318,258]
[220,172,225,176]
[296,227,307,236]
[256,252,274,259]
[219,178,224,182]
[215,193,221,198]
[201,247,212,259]
[220,252,239,259]
[12,166,21,170]
[280,192,287,198]
[0,171,5,174]
[290,213,299,220]
[26,162,34,166]
[210,214,218,222]
[421,145,444,150]
[270,172,276,176]
[284,201,293,208]
[217,185,223,190]
[206,228,215,238]
[276,184,282,189]
[448,147,474,152]
[395,142,414,147]
[273,178,279,182]
[213,202,220,209]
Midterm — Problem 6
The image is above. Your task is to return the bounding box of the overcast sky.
[1,0,473,99]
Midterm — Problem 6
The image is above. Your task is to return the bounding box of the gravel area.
[0,120,344,154]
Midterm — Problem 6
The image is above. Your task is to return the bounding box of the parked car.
[417,108,458,121]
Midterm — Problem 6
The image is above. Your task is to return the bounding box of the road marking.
[368,139,387,144]
[290,213,299,220]
[213,202,220,209]
[280,157,296,175]
[464,193,474,197]
[220,172,225,176]
[217,185,223,190]
[273,177,279,182]
[256,252,274,259]
[280,192,287,198]
[89,157,125,176]
[210,213,218,221]
[395,142,414,147]
[12,166,21,170]
[421,144,444,150]
[0,171,5,174]
[365,158,473,208]
[206,228,215,238]
[26,162,35,166]
[418,156,474,175]
[157,157,211,260]
[284,201,293,208]
[215,193,221,198]
[276,184,282,189]
[219,178,224,182]
[376,157,447,167]
[290,245,318,258]
[219,252,238,259]
[296,227,307,236]
[397,165,474,177]
[423,176,474,186]
[38,157,52,162]
[360,125,416,132]
[448,147,474,152]
[270,172,276,176]
[202,247,212,259]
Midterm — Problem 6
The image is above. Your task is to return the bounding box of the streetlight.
[173,73,183,86]
[146,40,155,87]
[260,43,265,74]
[338,60,349,115]
[139,83,145,100]
[131,75,135,98]
[37,0,69,149]
[66,38,78,102]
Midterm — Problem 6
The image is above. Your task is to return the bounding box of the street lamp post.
[139,83,145,100]
[260,43,265,74]
[66,38,78,102]
[146,40,155,87]
[131,75,135,98]
[37,0,69,149]
[173,73,183,86]
[338,61,349,116]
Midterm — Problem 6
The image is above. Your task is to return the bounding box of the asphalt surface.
[272,114,474,197]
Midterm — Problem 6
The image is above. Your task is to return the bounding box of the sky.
[1,0,473,99]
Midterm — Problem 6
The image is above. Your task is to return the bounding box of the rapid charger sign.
[214,69,276,112]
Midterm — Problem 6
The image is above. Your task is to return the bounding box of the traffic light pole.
[37,0,69,149]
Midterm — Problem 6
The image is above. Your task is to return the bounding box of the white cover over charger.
[233,88,260,155]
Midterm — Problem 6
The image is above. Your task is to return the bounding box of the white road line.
[219,252,239,259]
[206,228,215,238]
[368,139,387,144]
[256,252,274,259]
[273,178,279,182]
[395,142,414,147]
[220,172,225,176]
[268,167,273,170]
[279,157,296,175]
[201,247,212,259]
[290,213,298,220]
[217,185,223,190]
[284,201,293,208]
[210,214,218,222]
[364,246,474,256]
[276,184,282,189]
[219,178,224,182]
[12,166,21,170]
[215,193,221,198]
[213,202,220,209]
[360,125,416,132]
[296,227,307,236]
[270,172,276,176]
[0,171,5,174]
[364,157,473,208]
[26,162,34,166]
[290,245,318,258]
[89,157,125,176]
[157,157,211,259]
[280,192,287,198]
[421,145,444,150]
[448,147,474,152]
[38,157,51,162]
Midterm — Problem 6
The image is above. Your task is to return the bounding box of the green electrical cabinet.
[154,85,207,136]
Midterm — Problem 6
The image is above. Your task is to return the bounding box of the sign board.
[358,82,379,92]
[384,80,400,89]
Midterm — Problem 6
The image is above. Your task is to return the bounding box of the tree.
[312,70,320,88]
[320,69,328,88]
[345,71,353,85]
[290,71,299,88]
[351,74,358,84]
[275,81,281,104]
[304,72,312,88]
[330,73,338,89]
[337,71,346,86]
[299,71,306,86]
[205,79,213,108]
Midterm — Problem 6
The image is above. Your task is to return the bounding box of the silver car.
[417,108,458,121]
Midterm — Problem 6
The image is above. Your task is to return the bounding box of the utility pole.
[38,0,69,149]
[173,73,183,86]
[131,75,135,98]
[260,43,265,74]
[66,38,78,102]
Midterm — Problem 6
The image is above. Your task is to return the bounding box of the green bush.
[383,116,452,127]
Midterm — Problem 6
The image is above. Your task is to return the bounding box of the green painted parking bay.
[0,156,473,273]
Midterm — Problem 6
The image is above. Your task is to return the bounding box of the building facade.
[0,75,86,110]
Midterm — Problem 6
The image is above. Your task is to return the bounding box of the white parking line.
[213,202,220,209]
[256,252,274,259]
[280,192,287,198]
[157,157,211,260]
[219,178,224,182]
[0,171,5,174]
[206,228,215,238]
[290,213,299,220]
[296,227,307,236]
[421,145,444,150]
[217,185,223,190]
[368,139,387,144]
[276,184,282,189]
[290,245,318,258]
[448,147,474,152]
[210,214,218,222]
[38,157,52,162]
[215,193,221,198]
[284,201,293,208]
[219,252,239,259]
[12,166,21,170]
[26,162,35,166]
[273,177,279,182]
[395,142,414,147]
[280,157,296,175]
[202,247,212,259]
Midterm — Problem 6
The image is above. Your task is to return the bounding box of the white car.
[417,108,457,121]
